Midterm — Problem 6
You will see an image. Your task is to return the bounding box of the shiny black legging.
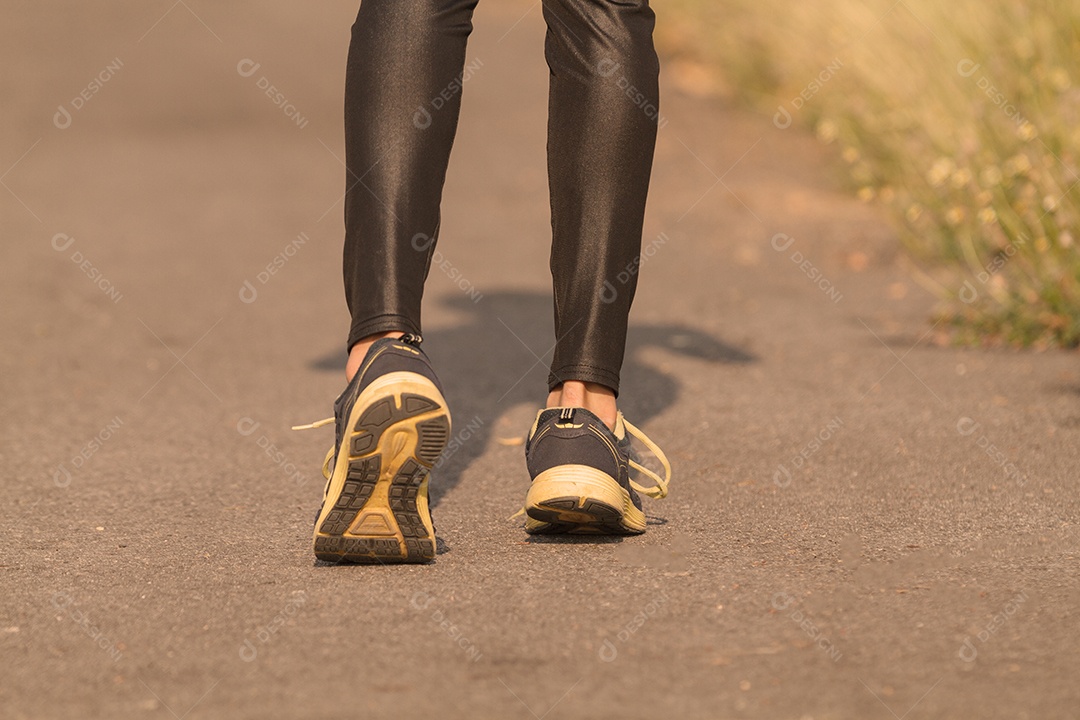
[343,0,660,395]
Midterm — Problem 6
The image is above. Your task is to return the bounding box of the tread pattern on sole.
[318,457,380,536]
[416,416,450,466]
[315,388,448,564]
[526,495,637,535]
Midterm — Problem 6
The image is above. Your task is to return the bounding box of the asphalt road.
[2,2,1078,719]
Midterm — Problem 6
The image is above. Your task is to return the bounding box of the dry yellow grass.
[660,0,1080,347]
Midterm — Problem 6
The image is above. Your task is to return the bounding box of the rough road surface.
[2,2,1078,719]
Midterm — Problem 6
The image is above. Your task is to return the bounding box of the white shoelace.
[621,416,671,500]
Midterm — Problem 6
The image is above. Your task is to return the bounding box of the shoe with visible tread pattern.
[523,407,671,535]
[294,334,450,563]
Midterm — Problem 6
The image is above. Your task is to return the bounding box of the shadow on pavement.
[309,290,756,510]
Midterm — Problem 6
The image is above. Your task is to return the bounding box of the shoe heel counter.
[527,426,621,482]
[365,346,443,395]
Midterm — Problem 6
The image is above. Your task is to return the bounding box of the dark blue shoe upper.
[525,407,642,510]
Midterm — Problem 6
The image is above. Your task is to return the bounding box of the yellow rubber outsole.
[314,372,450,563]
[524,464,646,535]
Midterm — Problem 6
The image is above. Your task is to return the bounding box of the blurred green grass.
[659,0,1080,348]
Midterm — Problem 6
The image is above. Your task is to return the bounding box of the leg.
[523,1,672,535]
[302,0,476,563]
[546,380,616,428]
[542,0,661,410]
[343,0,480,375]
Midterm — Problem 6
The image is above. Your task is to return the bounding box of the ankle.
[346,331,404,381]
[546,381,617,431]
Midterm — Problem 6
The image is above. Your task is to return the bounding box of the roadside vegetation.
[660,0,1080,347]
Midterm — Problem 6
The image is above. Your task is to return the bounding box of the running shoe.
[523,407,670,534]
[293,334,450,563]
